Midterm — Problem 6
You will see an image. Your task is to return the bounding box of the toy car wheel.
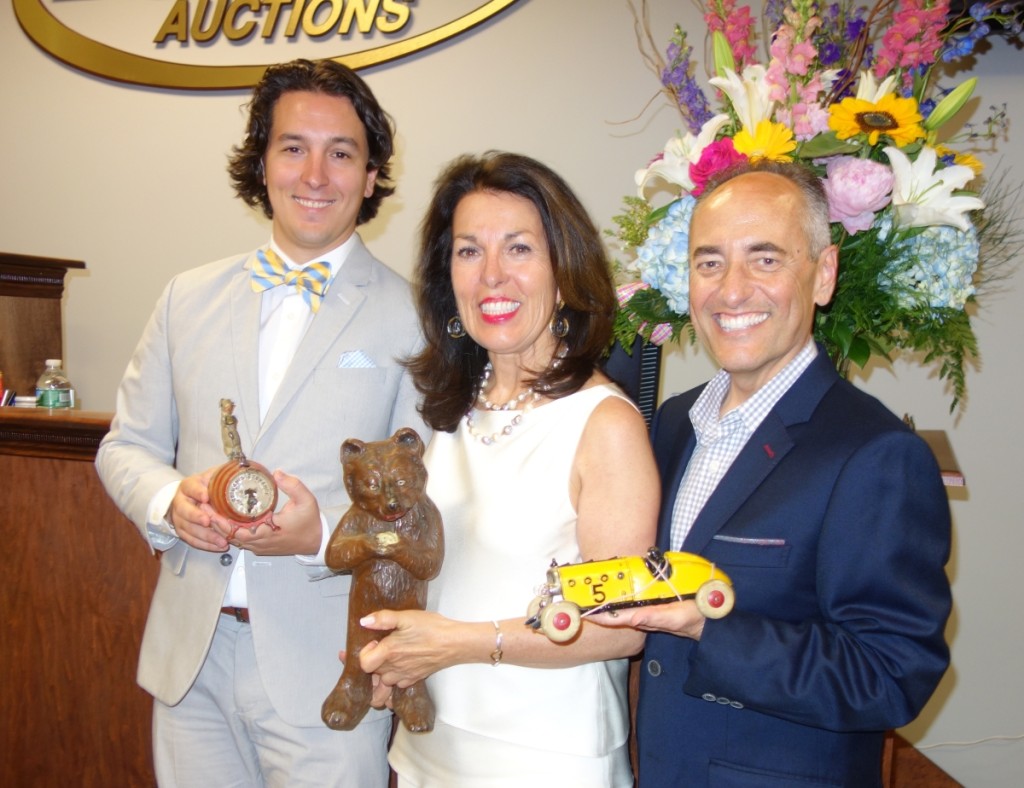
[539,601,581,642]
[526,595,546,619]
[695,580,735,619]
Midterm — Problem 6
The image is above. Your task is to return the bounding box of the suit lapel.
[680,351,839,553]
[654,412,698,548]
[682,414,794,552]
[229,258,262,449]
[256,239,373,439]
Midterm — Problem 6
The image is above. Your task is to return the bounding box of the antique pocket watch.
[208,399,280,537]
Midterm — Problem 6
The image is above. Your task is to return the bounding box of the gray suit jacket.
[96,237,426,726]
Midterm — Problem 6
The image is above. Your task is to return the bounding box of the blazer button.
[220,553,233,566]
[702,693,717,702]
[646,660,662,677]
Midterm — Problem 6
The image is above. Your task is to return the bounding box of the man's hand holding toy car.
[589,597,710,640]
[526,547,733,643]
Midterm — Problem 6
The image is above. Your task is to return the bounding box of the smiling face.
[450,190,560,370]
[263,90,377,263]
[688,172,837,407]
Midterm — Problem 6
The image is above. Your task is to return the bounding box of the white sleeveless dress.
[388,384,635,788]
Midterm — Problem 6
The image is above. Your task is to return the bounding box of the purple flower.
[819,41,842,65]
[765,0,786,31]
[661,27,714,135]
[822,157,895,235]
[846,17,866,41]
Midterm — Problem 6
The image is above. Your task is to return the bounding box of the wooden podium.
[0,408,158,785]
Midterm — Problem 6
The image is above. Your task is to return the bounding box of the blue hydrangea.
[876,215,980,311]
[635,196,696,316]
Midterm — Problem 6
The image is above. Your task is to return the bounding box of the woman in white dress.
[358,151,659,787]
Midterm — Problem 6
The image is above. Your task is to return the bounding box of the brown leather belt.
[221,606,250,623]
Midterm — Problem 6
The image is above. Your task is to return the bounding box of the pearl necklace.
[466,363,540,445]
[465,394,540,445]
[476,362,535,411]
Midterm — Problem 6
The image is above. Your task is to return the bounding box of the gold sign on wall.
[13,0,522,90]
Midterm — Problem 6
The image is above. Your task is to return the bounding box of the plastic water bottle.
[36,359,75,409]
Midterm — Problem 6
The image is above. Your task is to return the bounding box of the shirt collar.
[690,339,818,442]
[268,234,357,281]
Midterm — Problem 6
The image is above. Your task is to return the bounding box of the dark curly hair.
[227,59,395,225]
[406,151,617,433]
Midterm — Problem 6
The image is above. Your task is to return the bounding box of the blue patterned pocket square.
[338,350,376,369]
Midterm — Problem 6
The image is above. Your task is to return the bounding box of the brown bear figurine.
[321,427,444,733]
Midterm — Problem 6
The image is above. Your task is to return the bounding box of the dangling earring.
[447,315,466,339]
[549,305,569,339]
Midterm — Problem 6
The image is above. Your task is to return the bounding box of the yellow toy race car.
[526,547,735,642]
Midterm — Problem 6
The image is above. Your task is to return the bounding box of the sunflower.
[829,93,925,147]
[935,144,984,176]
[732,120,796,162]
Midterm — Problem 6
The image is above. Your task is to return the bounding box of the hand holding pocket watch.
[208,398,280,539]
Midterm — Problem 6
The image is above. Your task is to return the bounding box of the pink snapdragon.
[765,61,790,103]
[780,102,832,140]
[784,39,818,75]
[765,6,823,102]
[873,0,951,80]
[785,74,832,139]
[689,138,748,196]
[822,157,895,234]
[705,0,757,68]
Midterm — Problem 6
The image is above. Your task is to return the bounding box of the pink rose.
[690,139,747,197]
[822,156,894,234]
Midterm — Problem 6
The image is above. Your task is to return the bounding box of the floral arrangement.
[613,0,1023,409]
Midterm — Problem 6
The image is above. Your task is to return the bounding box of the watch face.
[225,468,276,519]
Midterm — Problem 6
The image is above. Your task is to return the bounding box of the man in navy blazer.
[97,61,424,786]
[614,161,952,787]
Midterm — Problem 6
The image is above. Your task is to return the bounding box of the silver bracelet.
[490,620,503,666]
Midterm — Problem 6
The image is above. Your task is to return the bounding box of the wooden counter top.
[0,407,113,460]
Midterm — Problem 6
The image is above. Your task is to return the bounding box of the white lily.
[709,65,774,131]
[635,114,731,196]
[855,70,899,103]
[884,146,985,232]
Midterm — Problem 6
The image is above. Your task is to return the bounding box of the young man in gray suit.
[96,59,425,787]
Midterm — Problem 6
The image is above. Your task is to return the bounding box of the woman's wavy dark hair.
[406,151,617,432]
[227,59,395,225]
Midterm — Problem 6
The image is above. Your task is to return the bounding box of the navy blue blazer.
[637,351,952,788]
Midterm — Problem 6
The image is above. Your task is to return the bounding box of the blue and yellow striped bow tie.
[250,248,332,313]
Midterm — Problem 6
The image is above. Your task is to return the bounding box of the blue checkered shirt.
[669,340,817,550]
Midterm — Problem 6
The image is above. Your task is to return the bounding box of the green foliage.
[610,196,655,249]
[613,287,693,350]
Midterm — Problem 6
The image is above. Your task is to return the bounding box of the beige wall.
[2,2,1022,784]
